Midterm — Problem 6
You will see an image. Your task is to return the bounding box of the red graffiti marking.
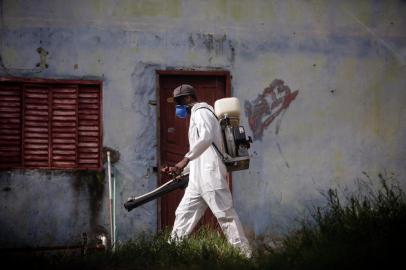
[245,79,299,140]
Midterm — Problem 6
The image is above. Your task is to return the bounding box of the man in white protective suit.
[161,84,252,258]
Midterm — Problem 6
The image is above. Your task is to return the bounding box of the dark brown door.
[157,71,231,231]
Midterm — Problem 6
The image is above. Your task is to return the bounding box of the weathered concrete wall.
[1,0,405,247]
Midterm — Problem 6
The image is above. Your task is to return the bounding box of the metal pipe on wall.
[107,151,115,250]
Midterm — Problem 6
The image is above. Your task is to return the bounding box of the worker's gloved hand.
[161,165,181,177]
[161,165,170,174]
[161,157,189,177]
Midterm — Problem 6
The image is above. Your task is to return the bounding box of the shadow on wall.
[245,79,299,140]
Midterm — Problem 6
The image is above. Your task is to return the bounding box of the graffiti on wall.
[245,79,299,140]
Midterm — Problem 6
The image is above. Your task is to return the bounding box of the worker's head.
[173,84,197,105]
[173,84,197,118]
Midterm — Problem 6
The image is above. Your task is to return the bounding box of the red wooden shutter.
[1,78,102,170]
[77,85,101,169]
[51,85,78,168]
[23,85,50,168]
[0,83,22,168]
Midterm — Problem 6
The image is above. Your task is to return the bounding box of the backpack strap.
[194,107,226,162]
[194,106,219,120]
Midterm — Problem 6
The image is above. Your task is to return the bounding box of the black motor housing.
[220,117,252,171]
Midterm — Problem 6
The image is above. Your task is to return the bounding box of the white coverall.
[171,102,252,257]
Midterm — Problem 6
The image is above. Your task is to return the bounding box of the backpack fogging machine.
[124,97,252,212]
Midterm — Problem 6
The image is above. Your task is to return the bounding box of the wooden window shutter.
[0,83,22,167]
[23,84,51,168]
[77,85,102,169]
[51,85,78,168]
[0,78,102,170]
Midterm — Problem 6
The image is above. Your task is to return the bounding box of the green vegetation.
[258,173,406,269]
[2,174,405,269]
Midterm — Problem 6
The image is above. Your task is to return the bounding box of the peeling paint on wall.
[36,47,49,69]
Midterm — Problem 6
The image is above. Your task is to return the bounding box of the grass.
[2,228,253,270]
[2,174,405,269]
[259,173,406,270]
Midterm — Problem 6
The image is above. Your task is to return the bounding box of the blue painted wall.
[1,0,405,248]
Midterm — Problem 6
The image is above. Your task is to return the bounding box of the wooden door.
[157,71,231,231]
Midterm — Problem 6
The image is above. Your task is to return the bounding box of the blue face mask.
[175,105,188,119]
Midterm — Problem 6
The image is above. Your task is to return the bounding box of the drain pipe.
[112,163,117,250]
[107,151,115,250]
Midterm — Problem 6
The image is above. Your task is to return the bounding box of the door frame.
[155,70,232,231]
